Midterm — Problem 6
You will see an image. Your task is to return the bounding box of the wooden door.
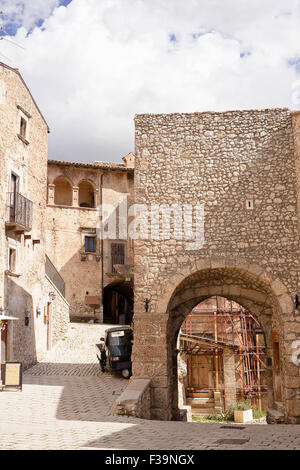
[189,354,211,389]
[10,174,18,220]
[1,322,8,362]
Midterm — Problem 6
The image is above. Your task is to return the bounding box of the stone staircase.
[187,390,222,417]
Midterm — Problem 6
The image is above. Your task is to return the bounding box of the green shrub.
[253,408,266,419]
[234,400,250,411]
[205,412,224,421]
[192,413,224,423]
[223,400,251,421]
[223,404,235,421]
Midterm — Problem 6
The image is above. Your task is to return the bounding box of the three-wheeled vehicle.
[96,326,133,379]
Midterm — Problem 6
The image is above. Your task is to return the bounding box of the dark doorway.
[103,280,133,325]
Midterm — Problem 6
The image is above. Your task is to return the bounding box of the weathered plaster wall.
[45,203,101,319]
[46,164,134,320]
[44,276,69,347]
[0,64,49,368]
[0,64,69,369]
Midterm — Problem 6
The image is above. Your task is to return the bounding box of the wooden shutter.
[111,243,125,273]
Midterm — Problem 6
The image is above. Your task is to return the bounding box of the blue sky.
[0,0,300,163]
[0,0,72,35]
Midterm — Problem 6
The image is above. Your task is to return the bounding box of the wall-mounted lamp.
[49,292,56,301]
[144,298,150,312]
[36,307,41,318]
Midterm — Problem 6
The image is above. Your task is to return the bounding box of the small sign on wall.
[2,362,22,391]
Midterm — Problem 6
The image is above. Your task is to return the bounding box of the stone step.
[267,408,285,424]
[188,400,215,407]
[187,397,215,408]
[192,408,222,416]
[187,391,212,398]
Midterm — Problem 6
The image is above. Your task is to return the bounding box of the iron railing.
[45,255,66,298]
[6,192,33,231]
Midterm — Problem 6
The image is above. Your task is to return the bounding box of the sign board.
[111,331,124,338]
[3,362,22,391]
[85,296,101,306]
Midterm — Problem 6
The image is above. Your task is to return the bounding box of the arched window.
[78,181,95,208]
[54,177,72,206]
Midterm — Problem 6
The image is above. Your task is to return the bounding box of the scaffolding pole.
[214,311,219,392]
[256,333,262,411]
[182,298,267,407]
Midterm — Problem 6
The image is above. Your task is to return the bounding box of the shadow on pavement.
[24,363,127,422]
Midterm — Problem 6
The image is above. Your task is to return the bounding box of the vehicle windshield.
[107,329,133,357]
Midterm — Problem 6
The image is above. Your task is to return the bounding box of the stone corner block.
[115,378,152,420]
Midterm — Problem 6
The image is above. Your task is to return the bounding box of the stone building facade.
[1,58,299,424]
[0,62,69,370]
[132,109,300,423]
[45,156,134,323]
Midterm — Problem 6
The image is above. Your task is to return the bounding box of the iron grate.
[214,438,249,445]
[220,425,246,430]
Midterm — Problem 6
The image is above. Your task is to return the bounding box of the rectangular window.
[9,248,16,272]
[85,236,95,253]
[20,117,27,139]
[11,173,19,194]
[111,243,125,273]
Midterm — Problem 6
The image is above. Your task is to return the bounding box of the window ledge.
[5,270,22,278]
[17,104,32,119]
[17,134,29,145]
[47,204,97,211]
[80,252,101,261]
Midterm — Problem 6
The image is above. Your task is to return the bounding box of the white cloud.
[0,0,59,31]
[0,0,300,162]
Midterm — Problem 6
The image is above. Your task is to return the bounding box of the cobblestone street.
[0,323,300,450]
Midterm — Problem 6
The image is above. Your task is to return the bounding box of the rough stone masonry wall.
[133,109,300,422]
[292,112,300,224]
[116,378,151,419]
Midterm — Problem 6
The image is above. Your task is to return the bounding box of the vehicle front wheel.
[121,368,131,379]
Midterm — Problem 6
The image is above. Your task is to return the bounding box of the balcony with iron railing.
[6,192,33,233]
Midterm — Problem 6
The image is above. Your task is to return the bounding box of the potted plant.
[234,400,253,423]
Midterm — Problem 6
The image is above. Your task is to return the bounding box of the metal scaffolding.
[181,296,267,410]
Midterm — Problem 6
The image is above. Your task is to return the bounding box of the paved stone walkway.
[0,323,300,450]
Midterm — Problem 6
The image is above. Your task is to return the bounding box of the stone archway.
[167,267,283,421]
[132,258,298,423]
[53,176,73,206]
[78,180,95,208]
